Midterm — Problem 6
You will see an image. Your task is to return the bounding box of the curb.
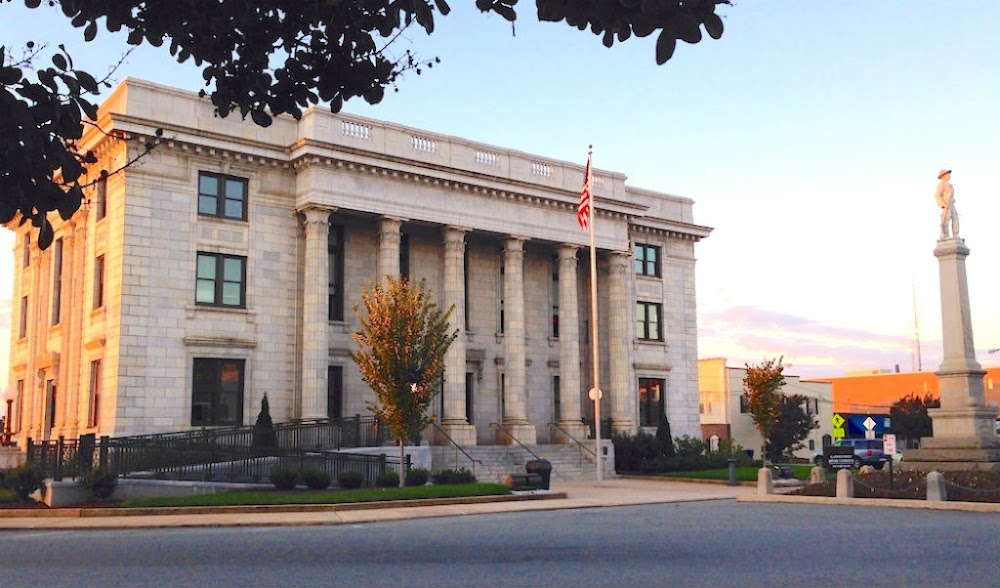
[0,491,567,519]
[738,493,1000,513]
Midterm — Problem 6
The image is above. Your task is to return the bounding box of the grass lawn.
[660,464,814,482]
[122,483,511,508]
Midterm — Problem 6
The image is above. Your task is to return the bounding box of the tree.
[743,357,785,465]
[765,394,818,462]
[2,0,731,246]
[351,277,457,488]
[252,393,277,452]
[889,392,939,446]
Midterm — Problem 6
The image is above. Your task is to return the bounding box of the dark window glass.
[328,223,344,321]
[51,239,63,325]
[634,243,661,277]
[552,257,559,338]
[89,360,101,427]
[198,172,247,220]
[196,252,246,307]
[95,176,107,220]
[740,394,749,414]
[638,378,664,427]
[636,302,662,341]
[465,372,474,424]
[399,232,410,281]
[191,358,245,426]
[327,366,343,419]
[93,255,105,309]
[553,375,561,421]
[18,296,27,338]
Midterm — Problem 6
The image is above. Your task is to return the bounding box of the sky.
[2,1,1000,380]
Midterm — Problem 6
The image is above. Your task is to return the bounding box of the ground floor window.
[328,366,343,419]
[192,358,245,426]
[638,378,664,427]
[465,372,475,424]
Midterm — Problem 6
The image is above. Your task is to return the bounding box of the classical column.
[608,251,635,433]
[377,216,404,283]
[439,226,476,445]
[555,245,589,442]
[500,236,536,444]
[904,237,1000,471]
[300,206,335,419]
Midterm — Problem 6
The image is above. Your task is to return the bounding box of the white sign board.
[883,433,897,455]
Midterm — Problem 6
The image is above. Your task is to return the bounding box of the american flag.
[577,152,592,231]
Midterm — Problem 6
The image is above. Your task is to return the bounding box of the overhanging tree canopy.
[2,0,731,247]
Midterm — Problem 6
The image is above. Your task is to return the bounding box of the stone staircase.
[430,443,604,484]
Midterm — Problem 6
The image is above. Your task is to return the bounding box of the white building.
[6,79,711,453]
[698,358,832,460]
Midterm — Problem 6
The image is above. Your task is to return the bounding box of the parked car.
[814,438,888,469]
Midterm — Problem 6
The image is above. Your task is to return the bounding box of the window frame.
[328,223,344,321]
[638,377,665,427]
[95,175,107,220]
[191,358,246,426]
[197,171,248,221]
[51,238,63,325]
[93,254,105,309]
[636,301,663,341]
[88,359,101,427]
[634,243,661,278]
[195,252,247,308]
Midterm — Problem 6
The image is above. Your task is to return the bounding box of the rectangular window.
[463,247,470,330]
[93,255,105,309]
[46,380,57,431]
[399,232,410,282]
[634,243,661,277]
[95,175,107,220]
[552,375,561,421]
[18,296,27,338]
[327,366,343,420]
[197,171,248,220]
[465,372,475,424]
[638,378,664,427]
[22,234,30,268]
[191,358,245,426]
[328,223,344,321]
[551,257,559,338]
[498,260,505,334]
[15,380,24,432]
[740,394,749,414]
[636,302,663,341]
[88,360,101,427]
[51,238,63,325]
[196,252,246,307]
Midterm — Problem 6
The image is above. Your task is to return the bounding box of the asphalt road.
[2,501,997,587]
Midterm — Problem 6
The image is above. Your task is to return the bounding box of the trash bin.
[525,459,552,490]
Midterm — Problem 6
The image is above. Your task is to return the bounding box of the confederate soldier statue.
[935,169,959,239]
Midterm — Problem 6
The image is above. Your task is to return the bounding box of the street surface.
[1,501,997,587]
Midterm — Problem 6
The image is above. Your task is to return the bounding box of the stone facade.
[5,79,711,448]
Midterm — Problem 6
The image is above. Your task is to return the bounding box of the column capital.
[444,225,472,240]
[608,249,630,273]
[504,235,528,252]
[297,205,336,227]
[558,244,580,262]
[380,215,407,230]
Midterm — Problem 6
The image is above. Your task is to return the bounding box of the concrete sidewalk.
[0,477,754,530]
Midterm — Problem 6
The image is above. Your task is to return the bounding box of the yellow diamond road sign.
[831,413,845,428]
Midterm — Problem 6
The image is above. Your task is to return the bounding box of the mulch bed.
[790,469,1000,503]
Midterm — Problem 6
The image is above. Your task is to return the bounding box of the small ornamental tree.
[252,393,277,453]
[766,394,818,462]
[351,277,457,488]
[890,392,939,447]
[743,357,785,466]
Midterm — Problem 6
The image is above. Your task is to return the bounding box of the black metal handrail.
[489,422,540,461]
[428,422,481,476]
[547,422,598,460]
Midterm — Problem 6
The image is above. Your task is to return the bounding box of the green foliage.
[352,277,457,487]
[269,466,298,491]
[766,394,819,462]
[613,430,751,473]
[78,466,118,500]
[337,470,365,490]
[301,468,331,490]
[0,488,17,504]
[431,468,477,485]
[3,463,44,501]
[375,469,400,488]
[405,467,431,487]
[743,357,786,463]
[252,393,277,451]
[674,435,707,458]
[890,392,939,441]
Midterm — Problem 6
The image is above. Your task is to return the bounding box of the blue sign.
[845,415,890,436]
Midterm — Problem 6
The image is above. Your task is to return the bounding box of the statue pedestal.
[903,237,1000,472]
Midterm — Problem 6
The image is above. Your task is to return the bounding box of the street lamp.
[1,385,15,446]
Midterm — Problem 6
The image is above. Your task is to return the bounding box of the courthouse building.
[5,79,711,450]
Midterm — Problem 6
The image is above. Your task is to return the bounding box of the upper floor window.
[399,232,410,282]
[551,257,559,338]
[18,296,28,338]
[95,175,107,220]
[634,243,661,277]
[51,238,63,325]
[328,223,344,321]
[93,255,105,309]
[196,252,246,307]
[22,234,30,268]
[198,172,248,220]
[636,301,663,341]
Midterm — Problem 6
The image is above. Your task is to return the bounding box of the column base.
[434,422,477,446]
[496,421,536,445]
[928,406,999,438]
[551,421,591,445]
[610,418,635,436]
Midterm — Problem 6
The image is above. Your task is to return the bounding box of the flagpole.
[586,145,603,485]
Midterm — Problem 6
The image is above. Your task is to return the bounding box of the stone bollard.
[926,471,948,502]
[727,459,738,486]
[859,465,874,475]
[810,466,825,484]
[836,468,854,498]
[757,467,773,495]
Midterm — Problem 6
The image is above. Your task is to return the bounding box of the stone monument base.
[902,436,1000,473]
